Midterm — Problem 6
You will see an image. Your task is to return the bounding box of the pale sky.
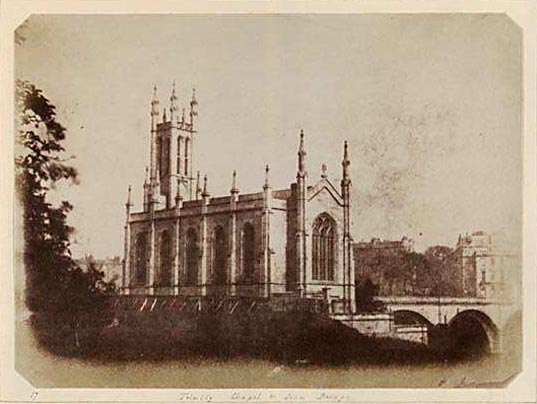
[15,14,522,258]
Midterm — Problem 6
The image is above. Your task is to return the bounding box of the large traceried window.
[186,228,198,285]
[213,226,227,285]
[157,231,172,287]
[134,233,148,285]
[312,213,336,281]
[242,223,255,282]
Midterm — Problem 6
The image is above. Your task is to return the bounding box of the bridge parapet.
[378,296,510,306]
[379,295,520,353]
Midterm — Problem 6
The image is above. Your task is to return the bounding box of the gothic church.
[121,84,356,312]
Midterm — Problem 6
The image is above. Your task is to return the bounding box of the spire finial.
[170,81,178,117]
[297,129,306,175]
[162,107,167,122]
[202,174,209,197]
[181,107,186,124]
[264,164,270,190]
[230,170,239,194]
[151,85,160,116]
[195,171,201,199]
[126,185,132,206]
[191,87,197,106]
[189,87,198,126]
[321,163,327,179]
[144,166,149,184]
[342,140,351,185]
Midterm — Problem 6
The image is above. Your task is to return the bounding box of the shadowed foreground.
[16,308,522,388]
[29,308,503,366]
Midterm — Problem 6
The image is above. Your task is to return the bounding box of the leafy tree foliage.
[355,278,385,313]
[15,80,114,315]
[356,244,463,299]
[424,245,461,296]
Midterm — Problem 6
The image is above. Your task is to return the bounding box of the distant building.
[353,237,415,296]
[453,231,519,300]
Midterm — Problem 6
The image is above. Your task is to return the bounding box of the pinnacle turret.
[151,85,160,117]
[126,185,132,208]
[263,164,270,190]
[170,81,178,120]
[190,87,198,127]
[202,174,209,198]
[297,129,307,177]
[230,170,239,194]
[195,171,202,199]
[342,140,351,185]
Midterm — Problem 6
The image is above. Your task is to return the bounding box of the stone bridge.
[378,296,521,353]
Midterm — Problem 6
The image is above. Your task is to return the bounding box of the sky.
[15,14,522,258]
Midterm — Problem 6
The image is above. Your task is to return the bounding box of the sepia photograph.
[2,2,536,402]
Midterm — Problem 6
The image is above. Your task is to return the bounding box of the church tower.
[145,83,198,210]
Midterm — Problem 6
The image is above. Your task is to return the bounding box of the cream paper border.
[1,1,535,403]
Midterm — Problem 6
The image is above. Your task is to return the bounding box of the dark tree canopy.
[425,245,461,296]
[16,80,114,315]
[355,278,385,313]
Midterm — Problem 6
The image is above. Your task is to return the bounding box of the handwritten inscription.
[315,392,351,402]
[178,392,213,402]
[230,392,262,402]
[175,391,351,403]
[227,391,350,403]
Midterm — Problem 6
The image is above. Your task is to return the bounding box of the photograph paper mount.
[1,1,536,403]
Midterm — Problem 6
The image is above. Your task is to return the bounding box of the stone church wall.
[304,186,346,300]
[269,208,288,294]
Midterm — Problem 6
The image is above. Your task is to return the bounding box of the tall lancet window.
[184,138,189,176]
[156,137,162,174]
[176,137,181,174]
[157,231,172,287]
[213,226,227,285]
[134,233,148,285]
[243,223,255,282]
[161,137,170,175]
[312,213,336,281]
[186,228,198,285]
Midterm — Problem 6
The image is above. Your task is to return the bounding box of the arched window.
[135,233,147,285]
[156,137,162,175]
[312,213,336,281]
[162,137,170,175]
[176,137,181,174]
[186,228,198,285]
[213,226,227,285]
[243,223,255,282]
[157,231,172,287]
[184,138,189,176]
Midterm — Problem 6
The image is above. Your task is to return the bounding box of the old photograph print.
[13,13,522,389]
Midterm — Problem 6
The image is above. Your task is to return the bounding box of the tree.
[355,278,385,313]
[399,251,432,296]
[15,80,113,316]
[425,246,461,296]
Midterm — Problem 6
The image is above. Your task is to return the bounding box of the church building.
[121,84,356,312]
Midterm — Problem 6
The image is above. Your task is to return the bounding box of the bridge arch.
[448,310,500,355]
[393,310,433,326]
